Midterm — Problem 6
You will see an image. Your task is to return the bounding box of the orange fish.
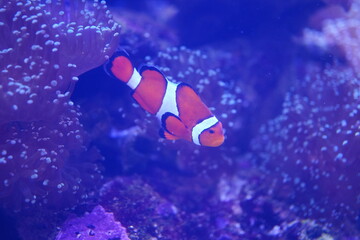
[105,51,224,147]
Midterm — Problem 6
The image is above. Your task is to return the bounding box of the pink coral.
[302,1,360,75]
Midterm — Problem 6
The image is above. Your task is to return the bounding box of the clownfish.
[105,50,224,147]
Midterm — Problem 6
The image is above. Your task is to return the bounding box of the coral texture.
[302,1,360,75]
[0,0,120,210]
[55,205,130,240]
[1,0,360,239]
[0,0,119,123]
[252,63,360,229]
[99,177,183,239]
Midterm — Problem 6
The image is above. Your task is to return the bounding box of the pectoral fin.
[160,112,188,140]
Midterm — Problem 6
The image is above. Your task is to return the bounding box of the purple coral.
[0,0,120,210]
[252,63,360,230]
[0,106,100,210]
[0,0,119,123]
[55,205,130,240]
[37,0,355,239]
[99,177,182,239]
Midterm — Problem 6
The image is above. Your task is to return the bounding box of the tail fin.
[104,50,134,83]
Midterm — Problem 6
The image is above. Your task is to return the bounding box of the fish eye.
[209,129,215,134]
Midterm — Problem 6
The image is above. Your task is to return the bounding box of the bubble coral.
[0,0,120,123]
[252,63,360,231]
[0,0,120,210]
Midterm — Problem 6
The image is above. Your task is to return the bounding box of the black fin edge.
[176,82,200,96]
[139,65,166,77]
[159,128,166,138]
[103,49,131,79]
[159,127,177,139]
[161,112,182,132]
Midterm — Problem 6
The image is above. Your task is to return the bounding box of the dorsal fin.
[139,65,165,77]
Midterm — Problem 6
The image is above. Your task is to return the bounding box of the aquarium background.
[0,0,359,239]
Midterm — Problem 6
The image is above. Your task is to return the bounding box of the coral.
[96,156,340,239]
[0,0,120,123]
[0,106,102,210]
[43,1,360,239]
[302,1,360,75]
[252,62,360,231]
[111,4,179,55]
[211,170,337,239]
[99,176,183,239]
[55,205,130,240]
[0,0,120,211]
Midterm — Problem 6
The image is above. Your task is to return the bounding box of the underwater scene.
[0,0,359,239]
